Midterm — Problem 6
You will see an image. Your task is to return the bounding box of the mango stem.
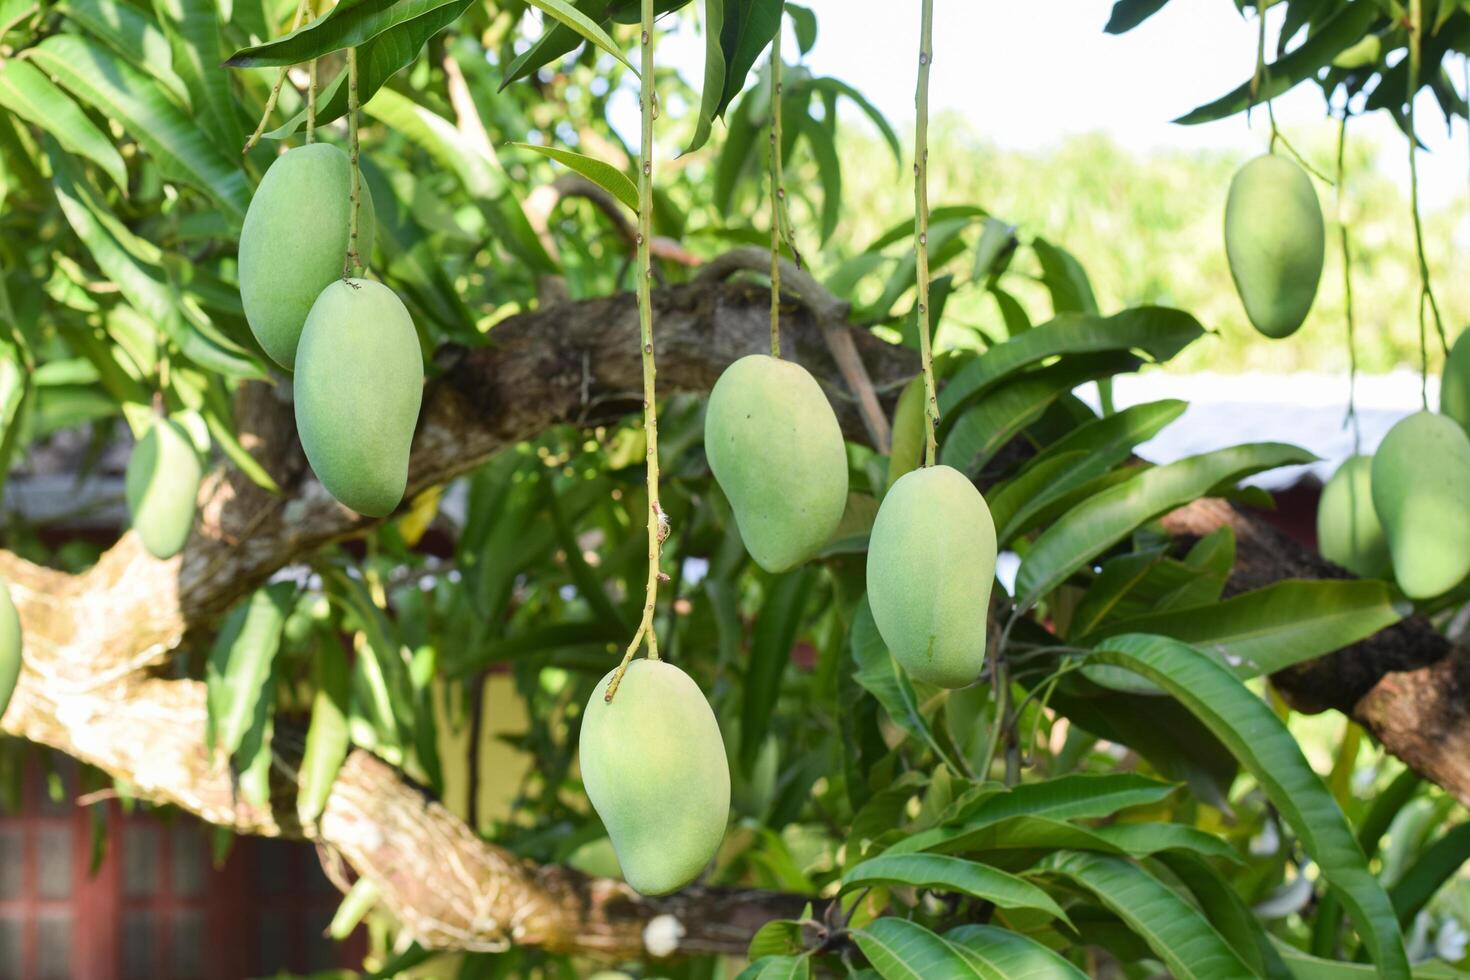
[913,0,939,467]
[241,0,312,156]
[607,0,663,703]
[343,47,362,281]
[768,23,783,359]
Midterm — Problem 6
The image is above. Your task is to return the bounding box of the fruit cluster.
[1223,153,1470,600]
[1317,332,1470,599]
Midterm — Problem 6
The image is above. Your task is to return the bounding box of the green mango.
[1223,154,1324,339]
[704,354,848,572]
[0,580,21,721]
[1371,411,1470,599]
[1316,455,1389,578]
[886,375,926,491]
[239,144,376,369]
[579,659,730,895]
[294,279,423,517]
[125,416,201,559]
[866,464,997,688]
[1441,328,1470,437]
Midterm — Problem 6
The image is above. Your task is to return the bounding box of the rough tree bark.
[3,279,1467,960]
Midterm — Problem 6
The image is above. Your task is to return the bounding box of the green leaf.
[685,0,728,153]
[1015,443,1315,609]
[943,924,1087,979]
[843,854,1070,924]
[1084,579,1406,679]
[797,111,841,243]
[988,400,1187,544]
[736,956,811,980]
[940,352,1140,476]
[56,0,188,105]
[50,149,259,377]
[852,917,985,979]
[1039,851,1254,979]
[523,0,638,76]
[227,0,484,68]
[938,307,1204,421]
[786,2,815,53]
[508,142,637,212]
[950,772,1179,826]
[152,0,239,153]
[501,0,613,89]
[1104,0,1171,34]
[297,631,352,826]
[327,568,416,762]
[205,584,294,758]
[793,75,900,166]
[714,88,760,212]
[741,568,814,773]
[1031,237,1098,315]
[714,0,781,121]
[30,35,250,223]
[0,60,127,193]
[264,0,475,137]
[1174,1,1380,124]
[850,597,963,774]
[1090,634,1409,979]
[1155,852,1293,980]
[1273,941,1466,979]
[1388,823,1470,926]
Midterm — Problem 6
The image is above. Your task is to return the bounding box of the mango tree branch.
[4,278,1470,961]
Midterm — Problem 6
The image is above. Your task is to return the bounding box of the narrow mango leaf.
[56,0,188,105]
[791,75,901,166]
[713,87,760,212]
[988,400,1187,544]
[950,772,1178,826]
[501,0,613,89]
[742,568,814,773]
[843,853,1070,924]
[687,0,780,152]
[1174,1,1379,124]
[327,568,416,757]
[51,151,259,377]
[152,0,239,152]
[1156,852,1293,980]
[1031,237,1098,315]
[1084,579,1406,679]
[850,598,963,775]
[508,142,637,211]
[0,60,127,192]
[1090,634,1409,979]
[328,877,380,939]
[735,955,811,980]
[944,924,1087,979]
[1040,851,1254,979]
[227,0,480,68]
[523,0,638,75]
[852,917,985,979]
[889,813,1229,865]
[297,632,352,826]
[685,0,728,153]
[1015,443,1315,609]
[1274,941,1465,979]
[939,307,1204,421]
[1388,823,1470,926]
[1104,0,1171,33]
[30,35,250,222]
[264,0,475,137]
[205,583,294,757]
[939,352,1141,477]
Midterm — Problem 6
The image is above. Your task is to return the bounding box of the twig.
[242,0,313,155]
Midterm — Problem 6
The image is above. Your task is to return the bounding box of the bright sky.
[646,1,1469,212]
